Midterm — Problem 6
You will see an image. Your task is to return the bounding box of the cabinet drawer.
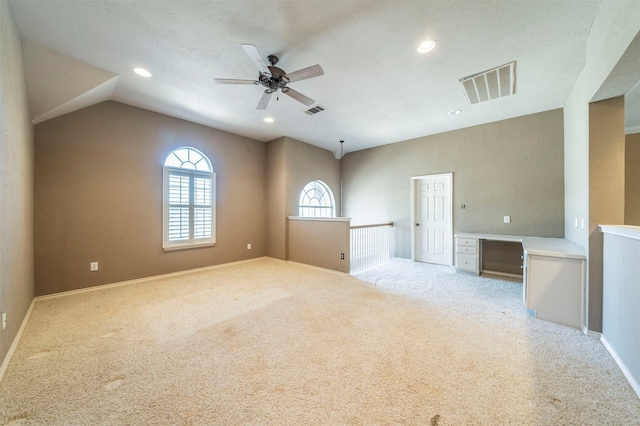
[456,238,478,247]
[456,253,479,272]
[456,245,477,254]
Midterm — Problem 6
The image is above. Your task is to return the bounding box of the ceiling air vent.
[459,61,516,105]
[304,105,325,115]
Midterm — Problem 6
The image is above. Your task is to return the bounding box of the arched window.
[162,147,215,250]
[299,180,336,217]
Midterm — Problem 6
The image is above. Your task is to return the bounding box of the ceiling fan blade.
[282,87,315,106]
[257,91,273,110]
[214,78,257,85]
[241,44,272,77]
[285,64,324,83]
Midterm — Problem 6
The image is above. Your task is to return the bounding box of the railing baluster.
[349,221,393,274]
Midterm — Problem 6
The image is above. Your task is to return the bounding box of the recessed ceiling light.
[264,117,274,123]
[134,67,152,77]
[448,109,462,115]
[417,40,437,54]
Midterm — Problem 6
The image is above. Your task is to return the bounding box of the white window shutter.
[162,147,215,250]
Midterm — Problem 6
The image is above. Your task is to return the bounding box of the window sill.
[163,241,216,252]
[288,216,352,222]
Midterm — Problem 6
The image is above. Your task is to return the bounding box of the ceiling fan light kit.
[214,44,324,110]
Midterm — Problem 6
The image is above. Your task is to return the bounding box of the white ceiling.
[9,0,608,155]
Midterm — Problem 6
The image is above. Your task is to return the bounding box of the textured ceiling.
[9,0,612,155]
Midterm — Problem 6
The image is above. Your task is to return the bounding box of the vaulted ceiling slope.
[10,0,604,154]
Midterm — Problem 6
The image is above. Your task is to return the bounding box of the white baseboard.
[600,335,640,399]
[36,256,271,301]
[285,260,351,277]
[583,327,601,339]
[0,299,35,383]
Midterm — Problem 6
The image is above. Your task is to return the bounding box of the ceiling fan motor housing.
[259,65,290,92]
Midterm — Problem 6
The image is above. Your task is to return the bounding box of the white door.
[414,174,452,266]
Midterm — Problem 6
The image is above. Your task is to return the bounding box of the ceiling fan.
[214,44,324,110]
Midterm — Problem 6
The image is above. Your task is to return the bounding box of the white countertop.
[455,232,586,259]
[599,225,640,241]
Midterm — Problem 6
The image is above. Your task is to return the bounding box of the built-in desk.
[455,232,586,329]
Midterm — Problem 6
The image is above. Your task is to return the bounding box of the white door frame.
[410,173,453,265]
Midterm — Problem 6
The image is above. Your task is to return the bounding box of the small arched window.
[162,147,216,250]
[299,180,336,218]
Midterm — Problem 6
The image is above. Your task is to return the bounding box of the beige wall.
[266,136,341,260]
[266,138,286,259]
[343,109,565,259]
[288,218,350,273]
[626,133,640,225]
[284,137,341,220]
[34,101,266,296]
[587,97,626,332]
[0,0,34,367]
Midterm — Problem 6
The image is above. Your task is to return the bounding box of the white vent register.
[304,105,325,115]
[460,61,515,104]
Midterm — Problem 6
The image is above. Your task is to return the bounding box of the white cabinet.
[455,237,479,274]
[454,232,586,330]
[525,253,585,329]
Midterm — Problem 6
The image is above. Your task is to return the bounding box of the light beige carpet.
[1,258,639,425]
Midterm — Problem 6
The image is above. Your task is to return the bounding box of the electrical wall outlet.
[90,262,99,271]
[2,312,6,330]
[340,253,345,260]
[247,243,252,250]
[503,216,511,224]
